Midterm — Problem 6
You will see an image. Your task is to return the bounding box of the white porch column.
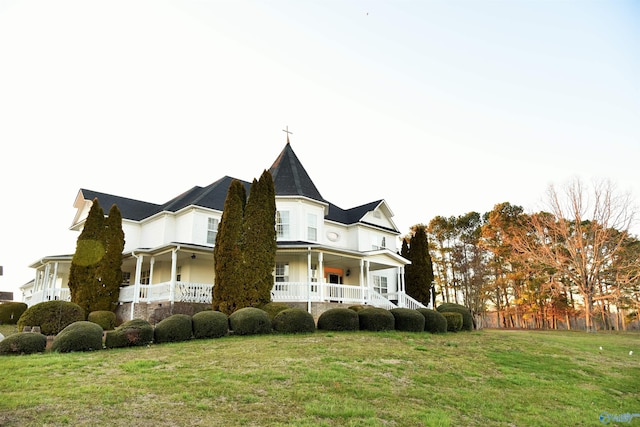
[359,260,365,304]
[170,249,178,305]
[307,247,312,313]
[318,251,324,302]
[42,263,51,302]
[131,253,143,320]
[51,262,59,300]
[365,260,371,305]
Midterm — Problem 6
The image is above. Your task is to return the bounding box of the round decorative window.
[326,231,340,242]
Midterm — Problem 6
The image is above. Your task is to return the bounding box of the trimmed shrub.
[104,319,154,349]
[154,314,193,344]
[0,302,28,325]
[17,301,84,336]
[272,308,316,334]
[0,332,47,355]
[417,308,448,333]
[260,302,291,320]
[358,307,395,332]
[441,312,463,332]
[228,307,271,336]
[192,310,229,339]
[348,305,368,312]
[88,311,117,331]
[51,321,104,353]
[390,308,425,332]
[317,308,360,332]
[436,303,474,331]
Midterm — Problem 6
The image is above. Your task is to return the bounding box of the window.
[176,266,182,282]
[307,213,317,241]
[276,211,290,239]
[310,264,318,292]
[121,272,131,285]
[207,218,219,244]
[140,269,151,285]
[372,235,387,250]
[373,275,388,294]
[274,262,289,291]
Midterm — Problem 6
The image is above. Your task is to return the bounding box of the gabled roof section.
[269,142,325,202]
[78,189,162,221]
[78,176,252,222]
[160,176,251,213]
[327,200,399,233]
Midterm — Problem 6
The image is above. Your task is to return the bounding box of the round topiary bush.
[348,305,368,312]
[436,303,474,331]
[390,308,425,332]
[0,302,28,325]
[17,301,85,336]
[0,332,47,355]
[358,307,395,332]
[50,321,104,353]
[441,312,463,332]
[88,311,117,330]
[153,314,193,344]
[260,302,291,320]
[417,308,448,333]
[272,308,316,334]
[104,318,154,349]
[317,308,360,331]
[228,307,272,336]
[192,310,229,339]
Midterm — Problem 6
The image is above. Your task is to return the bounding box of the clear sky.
[1,0,639,299]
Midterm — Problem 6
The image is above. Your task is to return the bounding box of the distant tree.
[94,204,125,311]
[213,179,247,314]
[241,170,277,307]
[403,225,434,306]
[513,178,635,331]
[68,198,105,317]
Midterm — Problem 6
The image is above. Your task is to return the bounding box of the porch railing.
[117,281,400,310]
[385,292,429,310]
[24,288,71,306]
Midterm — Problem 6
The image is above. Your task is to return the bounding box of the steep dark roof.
[327,200,390,227]
[79,142,396,231]
[80,177,251,222]
[269,142,325,202]
[80,189,162,221]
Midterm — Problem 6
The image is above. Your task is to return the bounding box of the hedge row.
[1,302,474,355]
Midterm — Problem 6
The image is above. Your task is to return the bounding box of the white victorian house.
[21,141,424,322]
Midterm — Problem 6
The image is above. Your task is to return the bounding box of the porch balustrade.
[25,282,425,310]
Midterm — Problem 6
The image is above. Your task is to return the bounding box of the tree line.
[418,178,639,331]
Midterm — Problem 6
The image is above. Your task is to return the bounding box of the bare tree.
[514,178,635,331]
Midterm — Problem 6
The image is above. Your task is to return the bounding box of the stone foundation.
[116,302,211,325]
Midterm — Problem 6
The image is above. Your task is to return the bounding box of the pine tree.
[68,198,105,317]
[242,170,277,307]
[212,179,246,314]
[95,204,125,311]
[404,225,434,306]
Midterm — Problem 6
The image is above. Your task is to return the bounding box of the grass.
[0,328,638,426]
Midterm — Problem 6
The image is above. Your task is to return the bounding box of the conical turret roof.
[269,141,325,202]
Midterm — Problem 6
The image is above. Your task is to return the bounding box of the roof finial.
[282,126,293,144]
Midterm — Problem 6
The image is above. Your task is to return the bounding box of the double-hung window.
[307,213,317,241]
[207,218,219,244]
[373,275,388,294]
[276,211,290,239]
[274,262,289,291]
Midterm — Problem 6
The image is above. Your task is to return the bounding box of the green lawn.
[0,329,638,426]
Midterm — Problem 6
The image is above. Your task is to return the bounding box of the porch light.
[191,254,196,259]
